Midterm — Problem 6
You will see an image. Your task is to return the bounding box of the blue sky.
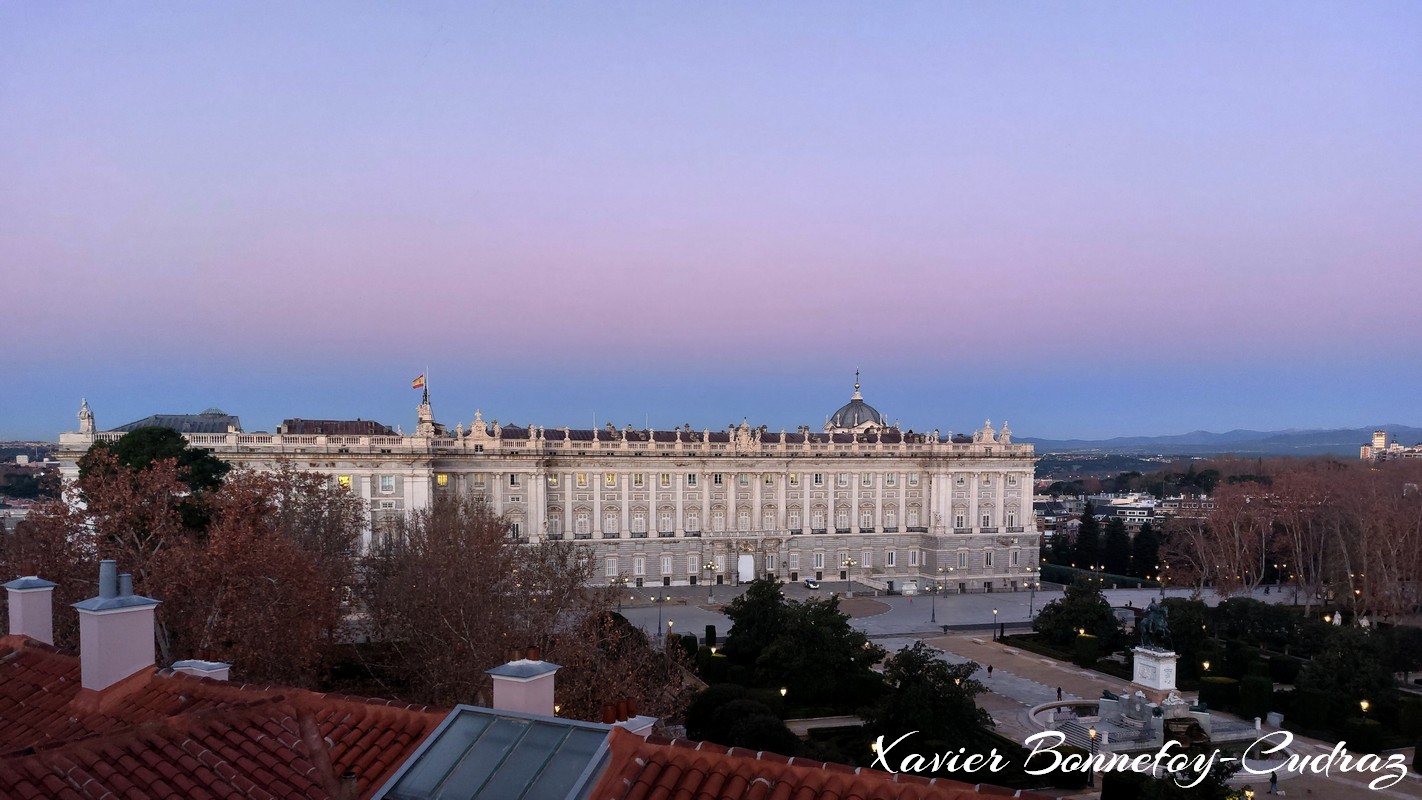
[3,3,1420,440]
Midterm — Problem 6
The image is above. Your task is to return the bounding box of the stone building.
[58,382,1041,593]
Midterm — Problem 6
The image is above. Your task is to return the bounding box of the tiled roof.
[0,635,443,800]
[109,412,242,434]
[586,727,1053,800]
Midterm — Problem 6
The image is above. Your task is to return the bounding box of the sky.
[2,3,1420,441]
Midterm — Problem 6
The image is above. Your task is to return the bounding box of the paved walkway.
[904,634,1422,799]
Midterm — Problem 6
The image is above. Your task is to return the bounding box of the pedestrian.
[1057,687,1063,701]
[1269,771,1277,794]
[987,664,993,677]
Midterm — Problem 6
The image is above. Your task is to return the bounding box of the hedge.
[1268,654,1305,685]
[1198,677,1239,711]
[1238,675,1274,720]
[1073,634,1100,668]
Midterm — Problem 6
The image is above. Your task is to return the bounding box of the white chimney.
[486,646,560,717]
[72,560,160,692]
[4,576,57,644]
[171,659,231,681]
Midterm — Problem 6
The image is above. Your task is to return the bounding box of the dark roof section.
[376,706,612,800]
[279,419,396,436]
[472,426,943,445]
[109,409,242,434]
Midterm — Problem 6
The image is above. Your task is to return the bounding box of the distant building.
[1361,429,1422,462]
[59,381,1042,593]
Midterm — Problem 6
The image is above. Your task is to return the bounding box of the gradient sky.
[3,3,1420,441]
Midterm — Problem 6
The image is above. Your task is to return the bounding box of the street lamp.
[1087,727,1098,787]
[842,557,858,598]
[992,607,999,641]
[615,575,630,612]
[1361,699,1371,717]
[703,560,718,603]
[780,687,787,697]
[1027,566,1040,617]
[1202,660,1210,673]
[1244,787,1254,800]
[655,594,669,641]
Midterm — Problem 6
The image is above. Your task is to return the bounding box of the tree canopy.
[863,642,991,752]
[1032,577,1123,650]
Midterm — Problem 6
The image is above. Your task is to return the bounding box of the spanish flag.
[411,374,426,390]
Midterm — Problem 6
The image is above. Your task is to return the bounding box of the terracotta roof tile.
[0,636,444,800]
[587,728,1009,800]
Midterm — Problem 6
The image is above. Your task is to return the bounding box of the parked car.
[803,578,820,590]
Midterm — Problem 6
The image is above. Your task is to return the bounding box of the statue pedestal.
[1132,647,1178,702]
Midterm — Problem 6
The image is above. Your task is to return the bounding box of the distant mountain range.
[1020,426,1422,456]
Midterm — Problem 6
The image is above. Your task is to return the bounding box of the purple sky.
[3,3,1420,441]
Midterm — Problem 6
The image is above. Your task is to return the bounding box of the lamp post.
[992,607,999,641]
[1361,699,1371,718]
[655,594,669,642]
[1027,566,1040,617]
[842,557,858,599]
[615,575,630,612]
[1087,727,1098,787]
[703,560,718,603]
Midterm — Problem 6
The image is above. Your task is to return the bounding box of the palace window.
[861,473,872,487]
[762,510,775,530]
[836,509,849,529]
[982,513,992,528]
[885,509,897,528]
[909,473,919,487]
[659,473,671,488]
[632,511,647,533]
[789,509,801,529]
[861,509,873,528]
[1011,550,1020,566]
[862,550,872,568]
[813,473,824,487]
[837,474,850,488]
[688,556,698,574]
[737,510,751,530]
[982,474,991,486]
[605,557,618,577]
[886,551,896,567]
[687,509,700,530]
[909,550,919,567]
[885,473,897,487]
[379,475,395,493]
[633,473,645,488]
[337,475,351,491]
[958,551,968,568]
[789,553,800,570]
[659,510,673,532]
[956,513,966,529]
[576,473,588,488]
[633,556,645,576]
[766,554,777,572]
[661,555,673,574]
[985,550,995,568]
[955,475,965,486]
[575,511,590,535]
[686,473,698,487]
[712,510,725,531]
[713,473,724,486]
[789,473,800,487]
[739,473,750,487]
[547,474,559,487]
[604,511,619,533]
[813,553,825,570]
[1008,474,1018,486]
[763,473,775,487]
[605,473,617,488]
[906,508,919,527]
[509,474,521,487]
[436,473,448,487]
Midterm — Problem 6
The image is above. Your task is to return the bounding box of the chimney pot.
[617,700,630,722]
[627,698,638,717]
[602,703,617,724]
[526,645,541,661]
[98,560,118,599]
[119,573,133,597]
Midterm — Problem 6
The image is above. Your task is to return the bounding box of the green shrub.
[696,647,730,682]
[1287,687,1329,728]
[1398,699,1422,738]
[1413,740,1422,774]
[705,624,718,646]
[678,633,699,661]
[1073,634,1100,667]
[1100,769,1150,799]
[1268,654,1304,684]
[1343,718,1384,753]
[1239,675,1274,720]
[1198,676,1239,712]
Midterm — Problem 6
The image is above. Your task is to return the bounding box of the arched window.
[575,511,590,535]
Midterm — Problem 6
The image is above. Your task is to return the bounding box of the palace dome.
[828,379,883,431]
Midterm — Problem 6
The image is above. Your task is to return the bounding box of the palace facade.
[57,384,1041,594]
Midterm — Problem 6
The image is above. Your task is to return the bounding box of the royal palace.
[58,382,1041,594]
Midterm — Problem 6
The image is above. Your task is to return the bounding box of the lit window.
[547,474,559,486]
[659,473,671,488]
[885,474,897,487]
[337,475,352,490]
[605,473,617,488]
[633,474,645,488]
[789,473,800,487]
[861,473,872,487]
[435,474,448,487]
[576,473,588,488]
